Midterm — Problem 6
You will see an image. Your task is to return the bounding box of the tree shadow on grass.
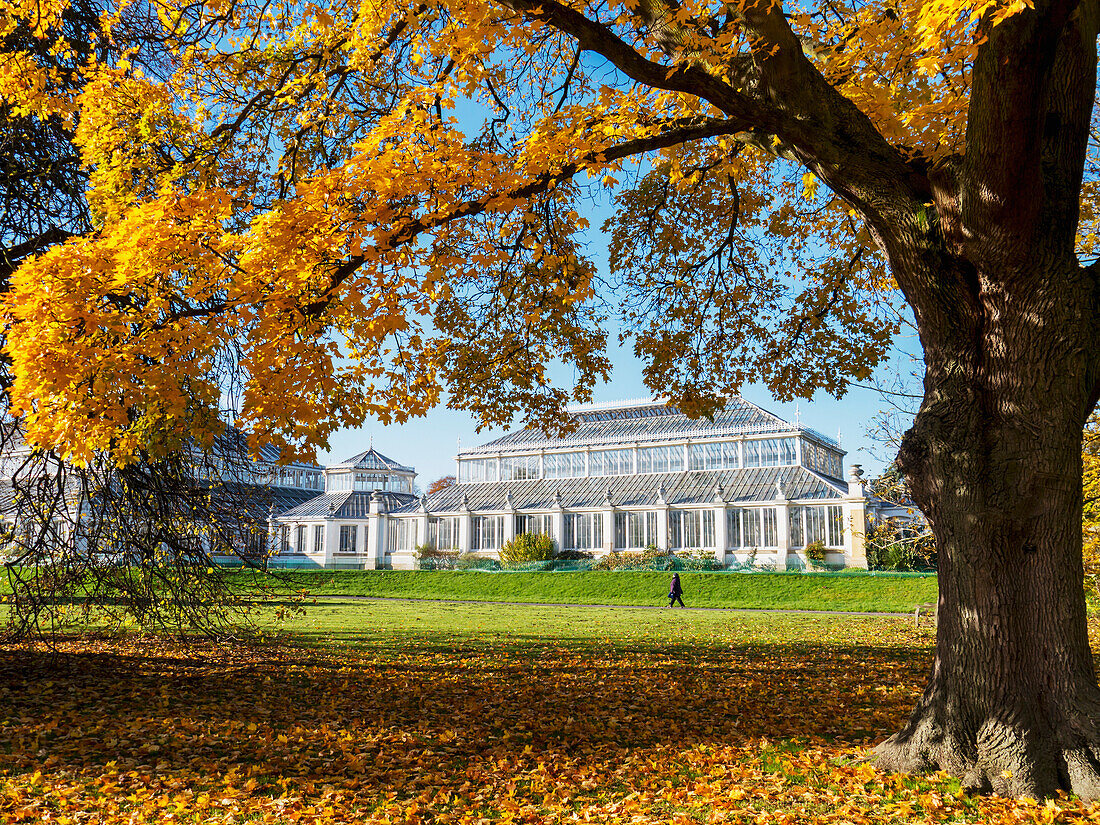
[0,632,932,806]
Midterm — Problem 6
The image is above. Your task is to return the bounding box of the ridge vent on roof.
[459,421,810,456]
[565,397,666,413]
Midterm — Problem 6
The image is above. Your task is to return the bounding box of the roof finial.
[369,432,373,449]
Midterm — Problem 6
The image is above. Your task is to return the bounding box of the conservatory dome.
[324,448,416,494]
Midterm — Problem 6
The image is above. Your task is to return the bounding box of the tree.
[427,475,457,495]
[499,531,556,567]
[3,0,1099,800]
[1085,414,1100,598]
[1,422,288,638]
[0,2,284,637]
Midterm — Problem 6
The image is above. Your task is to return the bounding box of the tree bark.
[874,252,1100,799]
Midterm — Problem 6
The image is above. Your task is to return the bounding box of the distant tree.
[1,426,281,638]
[1085,414,1100,598]
[427,475,456,495]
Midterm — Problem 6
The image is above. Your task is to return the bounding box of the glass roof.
[461,397,819,456]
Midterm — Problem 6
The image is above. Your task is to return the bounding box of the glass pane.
[743,510,761,547]
[788,507,803,547]
[727,509,741,548]
[762,509,778,546]
[828,505,845,548]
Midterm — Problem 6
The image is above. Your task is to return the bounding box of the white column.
[459,495,472,552]
[844,465,869,569]
[367,491,385,569]
[324,519,339,566]
[417,511,430,551]
[775,499,790,571]
[602,503,620,556]
[713,506,727,564]
[656,508,669,551]
[552,493,565,552]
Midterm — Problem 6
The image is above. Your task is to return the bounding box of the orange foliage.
[427,475,456,495]
[1085,414,1100,597]
[2,620,1099,823]
[0,0,1051,463]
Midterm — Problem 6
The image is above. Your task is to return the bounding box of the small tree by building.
[866,464,937,572]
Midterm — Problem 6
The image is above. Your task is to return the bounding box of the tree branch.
[301,118,754,316]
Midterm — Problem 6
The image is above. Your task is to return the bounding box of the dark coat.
[670,575,682,596]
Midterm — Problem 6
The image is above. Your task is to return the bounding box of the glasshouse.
[267,398,872,570]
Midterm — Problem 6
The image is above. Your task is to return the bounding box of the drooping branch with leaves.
[3,0,1100,799]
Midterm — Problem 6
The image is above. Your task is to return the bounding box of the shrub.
[865,517,937,571]
[415,542,461,571]
[676,548,725,571]
[591,547,661,570]
[499,532,556,567]
[805,540,828,570]
[456,553,501,571]
[590,545,726,571]
[552,548,594,561]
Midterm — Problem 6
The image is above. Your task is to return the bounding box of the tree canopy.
[0,0,985,464]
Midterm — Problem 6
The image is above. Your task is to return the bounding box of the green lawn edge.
[239,569,940,613]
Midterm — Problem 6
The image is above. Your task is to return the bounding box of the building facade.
[269,448,418,568]
[3,399,880,570]
[0,424,327,564]
[373,398,869,570]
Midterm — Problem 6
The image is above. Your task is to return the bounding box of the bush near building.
[500,532,556,567]
[865,518,938,573]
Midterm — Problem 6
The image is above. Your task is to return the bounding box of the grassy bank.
[242,569,939,613]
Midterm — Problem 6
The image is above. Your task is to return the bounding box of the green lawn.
[240,568,939,613]
[263,597,935,653]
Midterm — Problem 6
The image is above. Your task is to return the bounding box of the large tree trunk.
[874,254,1100,799]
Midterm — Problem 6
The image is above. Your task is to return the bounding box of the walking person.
[668,573,685,608]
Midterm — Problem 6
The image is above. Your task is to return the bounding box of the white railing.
[458,422,816,456]
[565,396,666,412]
